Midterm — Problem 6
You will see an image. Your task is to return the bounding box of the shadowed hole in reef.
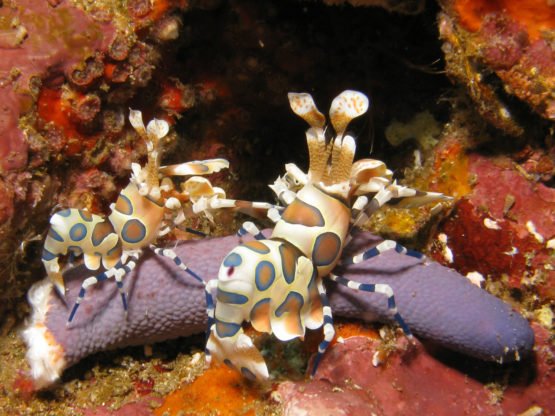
[168,0,450,202]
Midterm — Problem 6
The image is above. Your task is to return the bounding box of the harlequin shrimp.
[203,90,451,380]
[42,110,229,323]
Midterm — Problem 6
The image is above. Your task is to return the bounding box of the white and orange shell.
[108,183,166,250]
[207,238,323,380]
[205,90,451,381]
[41,109,230,304]
[271,183,351,277]
[41,209,121,295]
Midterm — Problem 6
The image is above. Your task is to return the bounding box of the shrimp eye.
[227,266,235,277]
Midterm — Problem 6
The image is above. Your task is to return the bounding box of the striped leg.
[352,186,395,229]
[267,207,282,224]
[152,244,218,347]
[352,183,451,229]
[115,252,141,310]
[311,279,335,377]
[193,197,283,221]
[237,221,266,240]
[204,278,218,358]
[269,178,298,206]
[329,273,413,338]
[341,240,423,266]
[351,195,369,221]
[151,246,204,284]
[236,205,283,241]
[205,279,218,333]
[344,195,371,246]
[67,250,80,269]
[182,227,207,237]
[68,252,140,323]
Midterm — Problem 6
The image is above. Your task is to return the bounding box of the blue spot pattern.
[255,261,275,291]
[69,223,87,242]
[223,252,242,267]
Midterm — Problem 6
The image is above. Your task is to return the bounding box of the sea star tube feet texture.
[22,230,534,389]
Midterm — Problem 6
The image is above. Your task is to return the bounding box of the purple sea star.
[22,230,534,389]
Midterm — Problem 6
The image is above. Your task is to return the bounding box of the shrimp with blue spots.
[42,110,230,323]
[205,90,451,380]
